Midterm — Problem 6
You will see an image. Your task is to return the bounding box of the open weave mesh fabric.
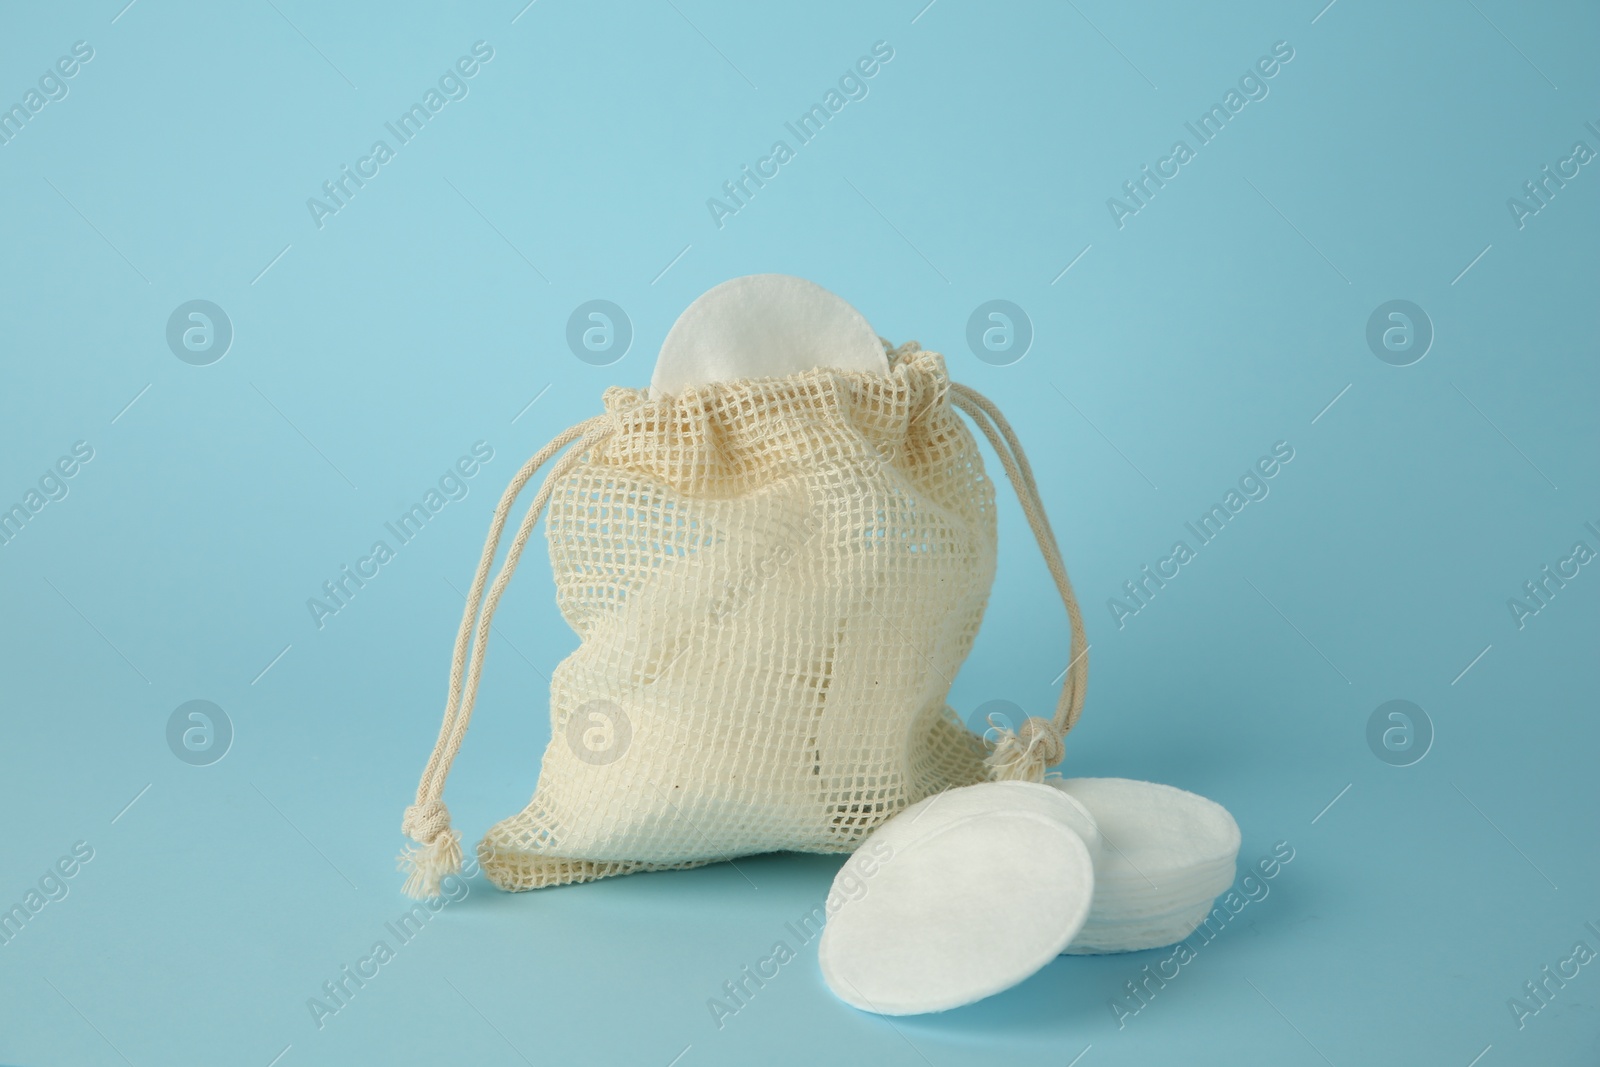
[399,341,1088,898]
[481,345,996,889]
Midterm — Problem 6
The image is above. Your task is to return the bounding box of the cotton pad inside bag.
[650,273,889,396]
[396,278,1091,901]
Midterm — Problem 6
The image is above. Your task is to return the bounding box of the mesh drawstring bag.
[399,342,1088,898]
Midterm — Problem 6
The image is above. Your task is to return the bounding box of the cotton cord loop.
[950,382,1089,784]
[398,413,617,899]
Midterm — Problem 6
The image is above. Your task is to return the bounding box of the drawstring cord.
[950,382,1089,783]
[399,413,616,899]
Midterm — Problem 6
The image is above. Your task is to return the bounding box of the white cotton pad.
[649,274,889,397]
[819,810,1093,1015]
[1065,900,1218,955]
[1048,777,1239,954]
[1049,777,1239,890]
[1071,871,1234,919]
[883,781,1102,860]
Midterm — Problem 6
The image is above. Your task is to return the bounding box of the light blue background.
[2,1,1597,1064]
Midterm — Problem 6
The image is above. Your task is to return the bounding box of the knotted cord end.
[398,800,462,900]
[984,716,1066,783]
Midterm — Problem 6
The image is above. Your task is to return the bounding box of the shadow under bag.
[399,343,1088,897]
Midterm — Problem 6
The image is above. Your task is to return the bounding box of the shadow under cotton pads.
[819,810,1093,1015]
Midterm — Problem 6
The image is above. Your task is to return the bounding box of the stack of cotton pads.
[1051,778,1241,956]
[818,777,1240,1014]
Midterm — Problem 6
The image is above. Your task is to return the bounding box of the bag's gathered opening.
[399,345,1088,899]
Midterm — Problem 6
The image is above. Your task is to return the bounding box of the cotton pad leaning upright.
[819,808,1094,1014]
[818,782,1099,1015]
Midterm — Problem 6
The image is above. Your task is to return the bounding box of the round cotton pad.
[1068,864,1235,922]
[650,274,889,397]
[1048,777,1239,954]
[819,810,1093,1015]
[879,781,1102,860]
[1049,777,1239,890]
[1065,899,1216,955]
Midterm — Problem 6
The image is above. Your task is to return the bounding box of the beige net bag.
[399,343,1088,898]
